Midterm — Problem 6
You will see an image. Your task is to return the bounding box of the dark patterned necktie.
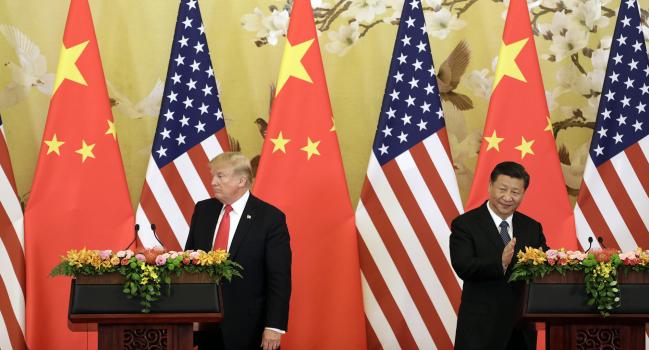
[499,221,510,245]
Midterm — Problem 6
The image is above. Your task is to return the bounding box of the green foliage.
[508,247,649,317]
[51,249,242,313]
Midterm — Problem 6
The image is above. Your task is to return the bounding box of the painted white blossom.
[596,36,612,52]
[545,88,563,111]
[346,0,388,23]
[466,69,493,100]
[241,8,289,46]
[572,0,609,31]
[382,0,404,24]
[241,8,266,37]
[425,8,466,39]
[423,0,442,10]
[539,11,575,37]
[555,65,589,94]
[263,9,290,45]
[590,47,608,71]
[325,22,361,56]
[549,27,588,61]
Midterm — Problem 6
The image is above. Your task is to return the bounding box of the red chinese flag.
[253,0,367,348]
[24,1,134,349]
[465,0,578,250]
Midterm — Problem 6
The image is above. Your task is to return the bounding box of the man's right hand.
[501,237,516,271]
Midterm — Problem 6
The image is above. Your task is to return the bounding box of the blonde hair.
[209,152,252,185]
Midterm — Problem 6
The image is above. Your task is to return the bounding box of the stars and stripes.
[0,116,25,350]
[355,0,463,348]
[136,0,229,250]
[574,0,649,254]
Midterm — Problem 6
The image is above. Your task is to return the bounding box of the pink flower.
[546,249,558,262]
[155,255,167,266]
[189,251,200,260]
[135,254,146,262]
[99,250,112,260]
[125,250,134,259]
[619,251,636,260]
[116,250,126,258]
[170,252,178,259]
[182,257,190,265]
[120,258,130,266]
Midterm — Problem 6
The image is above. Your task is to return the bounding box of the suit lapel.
[512,212,528,251]
[228,195,258,259]
[478,202,506,251]
[205,200,222,250]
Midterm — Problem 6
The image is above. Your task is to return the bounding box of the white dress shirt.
[213,191,250,251]
[486,201,513,240]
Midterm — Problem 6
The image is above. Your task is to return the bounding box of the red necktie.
[213,205,233,251]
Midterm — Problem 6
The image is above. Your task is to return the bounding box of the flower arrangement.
[51,248,242,313]
[510,247,649,316]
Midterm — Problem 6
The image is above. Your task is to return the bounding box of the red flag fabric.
[0,115,26,350]
[24,1,134,349]
[465,0,578,250]
[252,0,367,348]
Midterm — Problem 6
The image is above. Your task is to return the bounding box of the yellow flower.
[110,256,120,266]
[516,247,546,265]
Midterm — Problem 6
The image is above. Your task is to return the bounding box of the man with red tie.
[185,152,291,350]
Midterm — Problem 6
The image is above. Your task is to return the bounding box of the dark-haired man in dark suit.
[185,152,291,350]
[450,161,548,350]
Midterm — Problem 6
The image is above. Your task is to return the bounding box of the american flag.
[0,115,25,350]
[574,0,648,254]
[355,0,463,348]
[136,0,229,250]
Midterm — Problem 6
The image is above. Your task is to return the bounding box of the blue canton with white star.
[591,0,648,166]
[152,0,226,168]
[372,0,446,165]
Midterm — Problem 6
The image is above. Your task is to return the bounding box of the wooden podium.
[68,273,222,350]
[524,271,649,350]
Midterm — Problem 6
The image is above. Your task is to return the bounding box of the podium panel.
[524,271,649,350]
[68,273,223,350]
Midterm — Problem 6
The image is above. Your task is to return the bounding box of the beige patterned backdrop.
[1,0,648,209]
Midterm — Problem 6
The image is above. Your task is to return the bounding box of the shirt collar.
[486,200,513,229]
[228,190,250,215]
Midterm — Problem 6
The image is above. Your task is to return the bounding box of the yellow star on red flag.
[514,136,535,159]
[75,140,96,162]
[276,38,314,95]
[300,137,320,160]
[493,37,528,88]
[483,130,504,152]
[270,131,291,153]
[44,134,65,155]
[105,120,117,140]
[53,40,90,93]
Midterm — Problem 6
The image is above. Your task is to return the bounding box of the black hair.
[489,161,530,189]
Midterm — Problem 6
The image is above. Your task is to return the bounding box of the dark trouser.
[506,323,537,350]
[194,327,224,350]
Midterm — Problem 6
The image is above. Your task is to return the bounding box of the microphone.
[585,236,594,253]
[123,224,140,251]
[597,236,606,249]
[150,223,164,248]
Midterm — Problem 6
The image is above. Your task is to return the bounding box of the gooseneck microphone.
[150,223,165,248]
[123,224,140,251]
[585,236,594,253]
